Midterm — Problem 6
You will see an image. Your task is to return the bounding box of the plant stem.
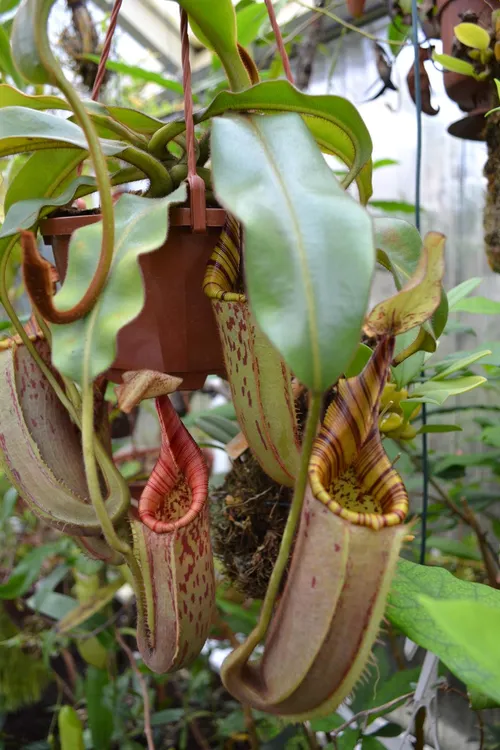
[235,393,321,658]
[81,382,130,556]
[295,0,407,46]
[120,147,173,197]
[116,629,155,750]
[34,0,114,316]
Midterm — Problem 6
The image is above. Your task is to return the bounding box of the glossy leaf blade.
[388,560,500,702]
[51,189,186,384]
[0,176,96,238]
[211,113,374,392]
[0,106,125,157]
[151,81,373,202]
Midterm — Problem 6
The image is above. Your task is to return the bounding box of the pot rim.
[40,205,227,236]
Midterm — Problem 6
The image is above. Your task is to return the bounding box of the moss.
[211,452,292,600]
[0,604,51,712]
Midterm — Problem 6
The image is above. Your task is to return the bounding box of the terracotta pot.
[437,0,498,112]
[41,207,227,390]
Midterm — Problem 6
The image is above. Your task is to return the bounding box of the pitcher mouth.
[309,337,408,530]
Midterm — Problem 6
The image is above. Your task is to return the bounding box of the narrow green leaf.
[0,106,125,157]
[58,706,85,750]
[82,54,185,95]
[51,188,187,384]
[418,597,500,703]
[174,0,249,90]
[0,175,96,238]
[431,349,491,379]
[85,667,114,750]
[447,277,482,309]
[0,25,25,89]
[151,80,374,202]
[373,158,399,169]
[452,295,500,314]
[236,2,268,46]
[370,199,415,214]
[416,424,462,435]
[407,375,486,405]
[0,83,71,111]
[211,113,374,392]
[433,52,476,76]
[454,22,491,50]
[425,536,481,560]
[195,414,240,444]
[57,579,123,634]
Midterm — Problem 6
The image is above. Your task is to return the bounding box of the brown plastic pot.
[437,0,498,113]
[40,206,227,390]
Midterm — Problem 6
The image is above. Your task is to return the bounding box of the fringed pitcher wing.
[204,218,300,486]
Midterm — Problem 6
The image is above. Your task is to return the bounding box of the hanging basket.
[41,207,227,388]
[39,6,226,389]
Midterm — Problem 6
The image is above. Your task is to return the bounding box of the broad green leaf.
[0,82,163,135]
[32,564,70,610]
[468,686,500,710]
[431,349,491,379]
[11,0,55,84]
[151,80,374,202]
[0,106,125,157]
[0,0,22,12]
[51,188,187,384]
[447,277,482,309]
[418,597,500,703]
[0,175,96,238]
[374,217,422,289]
[211,113,374,392]
[0,25,25,89]
[4,148,84,213]
[236,2,268,46]
[26,591,78,619]
[407,375,486,405]
[151,708,185,726]
[388,560,500,682]
[452,295,500,314]
[425,536,481,560]
[174,0,249,90]
[433,52,476,77]
[366,232,445,337]
[85,667,114,750]
[416,424,462,434]
[387,18,410,56]
[454,22,491,50]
